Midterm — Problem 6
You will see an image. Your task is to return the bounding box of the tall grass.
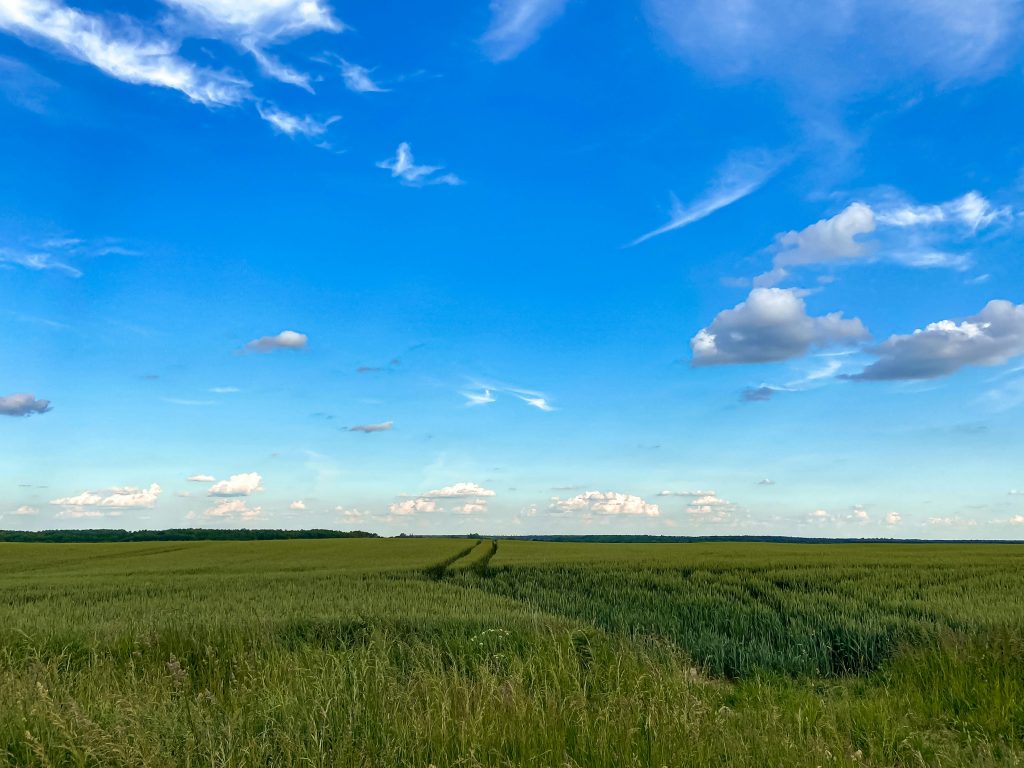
[0,539,1021,766]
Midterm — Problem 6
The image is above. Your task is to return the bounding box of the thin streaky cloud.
[348,421,393,433]
[340,60,389,93]
[0,0,250,107]
[629,150,782,246]
[480,0,568,62]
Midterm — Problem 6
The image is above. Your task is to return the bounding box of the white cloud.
[876,191,1011,232]
[644,0,1019,100]
[423,482,496,498]
[187,474,215,482]
[691,288,869,366]
[0,393,51,417]
[243,330,308,353]
[339,59,387,93]
[257,104,339,137]
[206,498,263,520]
[208,472,263,497]
[462,388,496,406]
[336,506,370,521]
[461,384,554,411]
[349,421,393,433]
[50,483,162,509]
[630,150,780,246]
[848,300,1024,380]
[162,0,341,89]
[289,500,306,510]
[757,192,1010,286]
[847,505,870,522]
[12,505,38,516]
[927,516,978,527]
[389,498,438,516]
[377,143,462,187]
[657,489,714,497]
[453,500,488,515]
[0,0,250,107]
[210,387,239,394]
[480,0,568,62]
[686,492,737,523]
[885,511,902,525]
[550,491,661,517]
[1009,515,1024,525]
[757,479,775,486]
[0,246,82,276]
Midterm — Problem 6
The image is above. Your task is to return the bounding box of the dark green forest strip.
[0,529,379,543]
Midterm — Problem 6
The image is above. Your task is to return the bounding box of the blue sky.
[2,0,1024,537]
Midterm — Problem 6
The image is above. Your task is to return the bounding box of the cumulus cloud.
[11,505,38,516]
[348,421,393,433]
[377,143,462,187]
[208,472,263,497]
[686,492,737,523]
[289,500,306,510]
[692,288,869,366]
[339,59,388,92]
[205,498,263,520]
[50,483,162,510]
[453,500,488,514]
[550,491,661,517]
[0,0,250,106]
[630,150,781,246]
[257,104,339,136]
[389,497,438,516]
[423,482,496,498]
[187,474,215,482]
[243,330,308,353]
[0,393,51,417]
[847,300,1024,381]
[885,511,902,525]
[480,0,568,62]
[756,192,1010,286]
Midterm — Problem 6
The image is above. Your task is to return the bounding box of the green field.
[1,539,1022,767]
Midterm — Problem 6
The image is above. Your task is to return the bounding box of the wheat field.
[1,538,1021,767]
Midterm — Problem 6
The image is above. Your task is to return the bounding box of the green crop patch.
[0,538,1021,767]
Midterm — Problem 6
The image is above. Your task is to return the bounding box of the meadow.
[0,538,1021,767]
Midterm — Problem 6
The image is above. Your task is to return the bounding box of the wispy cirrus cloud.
[377,143,462,187]
[644,0,1020,101]
[160,0,342,92]
[257,104,339,137]
[339,59,388,93]
[461,383,554,411]
[629,150,782,246]
[0,0,251,107]
[480,0,569,62]
[0,236,137,278]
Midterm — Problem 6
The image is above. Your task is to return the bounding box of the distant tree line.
[0,529,379,543]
